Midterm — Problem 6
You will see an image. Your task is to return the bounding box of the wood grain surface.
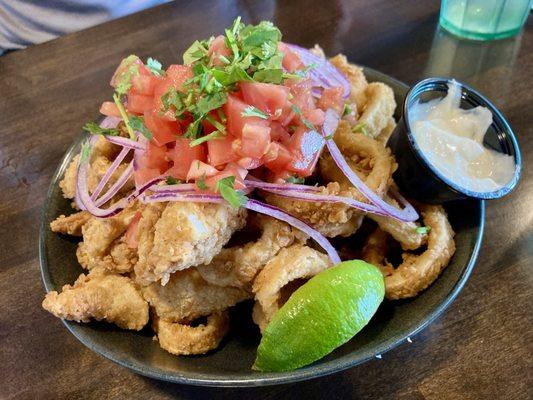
[0,0,531,399]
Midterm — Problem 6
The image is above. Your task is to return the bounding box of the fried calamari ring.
[367,195,428,251]
[358,82,396,139]
[329,54,368,111]
[141,268,250,323]
[252,245,332,332]
[376,117,396,145]
[153,312,230,355]
[362,204,455,300]
[196,215,308,289]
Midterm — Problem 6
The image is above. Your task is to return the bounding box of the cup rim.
[402,77,522,200]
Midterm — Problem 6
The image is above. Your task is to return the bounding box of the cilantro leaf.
[80,140,92,163]
[189,131,224,147]
[183,40,209,65]
[241,106,269,119]
[83,122,119,136]
[146,57,164,76]
[113,55,140,95]
[416,226,431,234]
[343,104,352,116]
[352,122,369,136]
[194,91,228,115]
[196,177,208,190]
[286,176,305,184]
[161,87,186,117]
[184,119,203,139]
[165,176,182,185]
[112,93,135,140]
[216,176,248,208]
[254,68,283,84]
[129,116,153,140]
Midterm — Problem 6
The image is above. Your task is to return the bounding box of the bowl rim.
[39,67,485,387]
[402,77,522,200]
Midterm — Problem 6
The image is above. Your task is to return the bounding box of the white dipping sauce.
[410,81,515,193]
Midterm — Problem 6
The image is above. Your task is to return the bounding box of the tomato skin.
[303,108,326,126]
[286,127,325,177]
[239,82,290,117]
[127,93,153,114]
[207,135,239,166]
[131,74,160,96]
[208,35,232,66]
[241,124,271,159]
[264,142,292,172]
[100,101,121,117]
[144,109,180,146]
[143,141,169,170]
[134,167,161,186]
[317,87,344,115]
[186,160,218,182]
[278,42,305,72]
[167,138,206,180]
[224,95,269,137]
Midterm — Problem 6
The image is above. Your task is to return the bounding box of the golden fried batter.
[358,82,396,139]
[362,204,455,300]
[50,211,91,236]
[134,202,247,286]
[329,54,368,112]
[196,215,308,288]
[154,312,230,355]
[142,268,250,323]
[77,201,142,273]
[42,267,149,330]
[252,245,332,332]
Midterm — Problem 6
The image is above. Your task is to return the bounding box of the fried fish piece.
[329,54,368,112]
[42,267,149,330]
[362,204,455,300]
[134,202,247,286]
[196,215,308,289]
[76,201,142,273]
[141,268,250,323]
[50,211,91,236]
[153,312,230,355]
[252,245,332,332]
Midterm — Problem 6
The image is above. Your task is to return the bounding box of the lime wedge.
[253,260,385,372]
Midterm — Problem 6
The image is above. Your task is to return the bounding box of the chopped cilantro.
[183,40,210,65]
[216,176,248,208]
[114,55,140,96]
[352,122,369,136]
[254,68,283,84]
[324,134,334,140]
[112,93,135,139]
[189,130,224,146]
[165,176,182,185]
[291,104,315,130]
[286,176,305,184]
[146,57,164,76]
[343,104,352,116]
[80,140,92,163]
[194,91,227,115]
[196,177,208,190]
[129,116,153,140]
[161,87,186,117]
[83,122,119,136]
[241,106,269,119]
[416,226,431,234]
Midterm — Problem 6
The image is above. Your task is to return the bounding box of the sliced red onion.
[105,135,146,151]
[91,146,130,201]
[287,44,351,99]
[244,180,321,193]
[148,183,198,193]
[322,109,419,222]
[94,162,134,207]
[100,116,122,129]
[143,192,225,204]
[245,199,341,264]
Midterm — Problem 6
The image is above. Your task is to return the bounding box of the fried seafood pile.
[43,56,455,356]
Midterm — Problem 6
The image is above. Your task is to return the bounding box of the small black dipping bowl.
[387,77,522,203]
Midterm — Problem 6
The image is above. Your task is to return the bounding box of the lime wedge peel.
[254,260,385,372]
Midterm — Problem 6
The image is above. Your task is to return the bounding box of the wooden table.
[1,1,531,398]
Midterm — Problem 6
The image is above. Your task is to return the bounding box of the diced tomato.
[134,167,161,186]
[207,135,239,166]
[186,160,218,182]
[204,170,246,191]
[224,162,248,181]
[269,122,291,143]
[142,141,168,170]
[264,142,292,172]
[224,94,269,137]
[125,211,142,249]
[144,109,180,146]
[131,74,160,96]
[236,157,262,170]
[278,42,305,72]
[99,101,121,117]
[317,87,344,115]
[303,108,326,126]
[167,138,206,180]
[208,35,232,66]
[240,82,290,117]
[152,65,193,114]
[241,124,271,159]
[287,127,325,176]
[288,78,316,111]
[127,93,153,114]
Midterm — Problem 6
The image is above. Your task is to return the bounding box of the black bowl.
[40,68,484,386]
[388,77,522,203]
